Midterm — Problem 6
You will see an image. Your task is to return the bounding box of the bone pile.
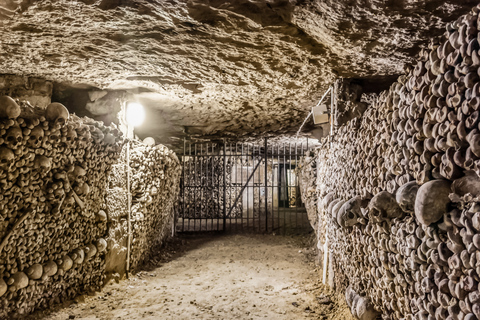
[125,142,181,269]
[300,5,480,319]
[0,96,124,318]
[105,140,181,273]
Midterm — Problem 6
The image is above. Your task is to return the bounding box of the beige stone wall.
[0,75,53,109]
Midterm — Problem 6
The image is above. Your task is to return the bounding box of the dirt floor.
[26,234,354,320]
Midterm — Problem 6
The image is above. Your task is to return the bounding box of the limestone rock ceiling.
[0,0,477,147]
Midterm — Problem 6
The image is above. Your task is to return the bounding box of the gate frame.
[178,138,312,234]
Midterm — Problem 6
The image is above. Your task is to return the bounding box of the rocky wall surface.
[1,0,477,148]
[0,75,53,109]
[301,5,480,320]
[105,141,181,275]
[0,96,124,318]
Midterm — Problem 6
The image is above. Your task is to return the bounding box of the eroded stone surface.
[0,0,477,146]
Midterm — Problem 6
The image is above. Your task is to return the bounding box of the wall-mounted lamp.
[125,102,145,128]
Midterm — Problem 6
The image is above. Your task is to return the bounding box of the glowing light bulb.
[126,102,145,127]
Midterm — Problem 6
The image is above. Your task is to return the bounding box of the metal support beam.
[264,137,268,233]
[223,141,227,232]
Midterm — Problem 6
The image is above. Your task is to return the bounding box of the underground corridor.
[2,1,480,319]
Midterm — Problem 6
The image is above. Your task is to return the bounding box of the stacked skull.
[105,140,181,273]
[300,4,480,320]
[0,96,124,318]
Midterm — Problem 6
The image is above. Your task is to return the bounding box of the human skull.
[96,238,107,253]
[104,132,116,145]
[71,248,85,264]
[368,191,404,224]
[395,181,419,214]
[0,278,6,298]
[45,102,69,126]
[90,126,105,143]
[84,243,97,260]
[64,194,76,210]
[69,165,86,182]
[143,137,155,146]
[42,260,58,277]
[414,180,452,226]
[77,125,91,148]
[65,127,77,144]
[5,126,23,149]
[0,146,15,171]
[96,210,107,222]
[34,155,52,174]
[48,130,61,145]
[10,272,28,290]
[76,182,90,196]
[57,255,73,272]
[337,197,367,228]
[26,263,43,280]
[0,95,21,119]
[53,188,65,202]
[27,126,45,148]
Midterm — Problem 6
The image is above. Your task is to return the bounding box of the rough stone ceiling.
[0,0,478,147]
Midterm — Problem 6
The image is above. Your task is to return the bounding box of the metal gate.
[177,138,313,234]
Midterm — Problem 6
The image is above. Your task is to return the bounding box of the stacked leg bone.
[299,5,480,319]
[128,142,181,269]
[0,97,123,318]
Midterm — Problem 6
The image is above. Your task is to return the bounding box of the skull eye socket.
[16,137,22,142]
[347,212,355,219]
[6,136,15,141]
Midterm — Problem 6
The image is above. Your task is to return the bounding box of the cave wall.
[0,97,124,318]
[0,75,53,109]
[300,6,480,320]
[105,141,181,275]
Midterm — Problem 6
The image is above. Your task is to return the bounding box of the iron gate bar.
[182,138,185,233]
[223,144,261,229]
[223,141,227,232]
[252,144,255,232]
[290,140,298,227]
[240,143,243,232]
[236,143,239,233]
[179,139,313,233]
[194,144,197,231]
[265,138,268,233]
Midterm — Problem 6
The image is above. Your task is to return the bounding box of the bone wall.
[105,141,181,275]
[300,5,480,319]
[0,97,124,318]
